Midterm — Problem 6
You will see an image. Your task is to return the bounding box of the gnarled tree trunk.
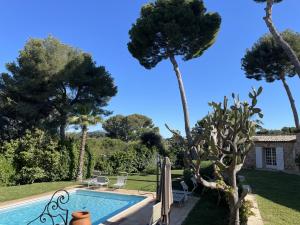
[59,122,66,141]
[280,76,300,129]
[77,125,88,182]
[264,0,300,77]
[169,55,192,146]
[228,169,240,225]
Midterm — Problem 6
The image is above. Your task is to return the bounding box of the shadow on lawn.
[241,169,300,212]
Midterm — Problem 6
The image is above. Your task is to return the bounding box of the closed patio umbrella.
[160,157,173,225]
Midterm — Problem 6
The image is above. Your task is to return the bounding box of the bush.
[89,137,157,175]
[109,149,136,174]
[131,142,155,172]
[94,155,113,175]
[0,129,93,184]
[0,155,15,186]
[144,157,157,175]
[240,200,254,225]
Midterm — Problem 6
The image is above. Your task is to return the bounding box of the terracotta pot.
[70,211,91,225]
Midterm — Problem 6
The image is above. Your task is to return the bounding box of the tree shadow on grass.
[241,169,300,212]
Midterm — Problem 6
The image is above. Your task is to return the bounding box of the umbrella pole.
[156,153,160,202]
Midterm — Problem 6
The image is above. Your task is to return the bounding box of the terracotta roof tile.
[253,135,296,142]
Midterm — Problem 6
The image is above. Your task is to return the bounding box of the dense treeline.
[0,36,118,184]
[0,36,184,186]
[0,129,94,185]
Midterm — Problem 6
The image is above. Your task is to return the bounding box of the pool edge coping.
[98,191,153,225]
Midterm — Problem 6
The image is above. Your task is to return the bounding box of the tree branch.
[264,0,300,77]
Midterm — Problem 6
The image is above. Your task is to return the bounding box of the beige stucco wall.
[244,142,297,171]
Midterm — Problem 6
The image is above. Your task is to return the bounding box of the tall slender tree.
[254,0,300,77]
[242,31,300,128]
[69,105,102,182]
[128,0,221,147]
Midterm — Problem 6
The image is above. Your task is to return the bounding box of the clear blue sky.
[1,0,300,137]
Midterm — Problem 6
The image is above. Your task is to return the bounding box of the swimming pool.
[0,189,146,225]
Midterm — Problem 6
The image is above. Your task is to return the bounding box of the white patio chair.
[148,202,162,225]
[172,181,191,203]
[113,176,127,189]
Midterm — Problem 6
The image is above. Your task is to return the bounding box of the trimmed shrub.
[0,129,93,184]
[0,155,15,186]
[240,199,254,225]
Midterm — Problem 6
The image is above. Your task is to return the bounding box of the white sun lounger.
[87,176,109,188]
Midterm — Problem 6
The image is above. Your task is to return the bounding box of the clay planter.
[70,211,91,225]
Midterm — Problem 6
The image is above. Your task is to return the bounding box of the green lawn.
[241,170,300,225]
[0,181,77,202]
[108,170,183,192]
[182,189,228,225]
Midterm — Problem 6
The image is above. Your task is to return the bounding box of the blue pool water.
[0,190,145,225]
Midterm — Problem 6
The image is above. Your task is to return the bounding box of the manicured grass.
[0,171,179,203]
[241,170,300,225]
[0,181,77,202]
[108,170,183,192]
[109,174,157,192]
[182,191,228,225]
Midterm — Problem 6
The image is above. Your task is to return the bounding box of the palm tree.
[69,106,102,182]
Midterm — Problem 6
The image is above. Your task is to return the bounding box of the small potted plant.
[70,211,91,225]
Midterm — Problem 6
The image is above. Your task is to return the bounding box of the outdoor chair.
[87,176,109,188]
[148,202,162,225]
[172,179,198,205]
[113,176,127,189]
[190,176,198,193]
[172,191,186,206]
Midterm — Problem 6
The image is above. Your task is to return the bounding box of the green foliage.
[242,30,300,82]
[94,154,114,175]
[109,149,136,174]
[88,137,157,175]
[131,142,156,172]
[257,126,299,135]
[0,155,15,186]
[88,137,128,156]
[140,131,165,154]
[166,135,185,168]
[84,145,95,178]
[144,162,157,175]
[103,114,158,142]
[128,0,221,69]
[5,129,68,184]
[0,129,93,185]
[0,36,117,140]
[239,200,254,225]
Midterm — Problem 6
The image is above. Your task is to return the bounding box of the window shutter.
[276,147,284,170]
[255,147,263,168]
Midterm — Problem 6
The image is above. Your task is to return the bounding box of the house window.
[265,147,276,166]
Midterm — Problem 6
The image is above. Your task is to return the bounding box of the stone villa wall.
[244,142,296,171]
[294,133,300,157]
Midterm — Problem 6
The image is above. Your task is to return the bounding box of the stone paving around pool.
[96,188,199,225]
